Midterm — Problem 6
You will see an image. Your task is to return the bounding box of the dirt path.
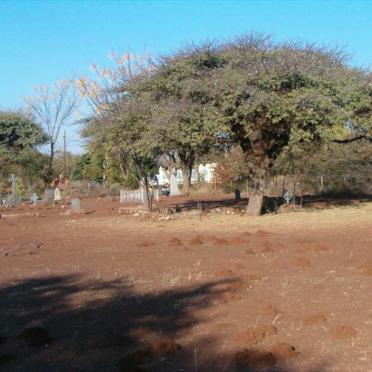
[1,201,372,371]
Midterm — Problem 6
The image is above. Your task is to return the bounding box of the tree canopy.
[0,111,48,195]
[0,111,45,150]
[80,35,372,214]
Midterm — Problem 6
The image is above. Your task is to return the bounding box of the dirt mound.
[168,237,183,246]
[17,327,52,348]
[215,269,236,278]
[259,304,281,317]
[308,245,329,253]
[270,342,300,360]
[137,242,155,247]
[231,237,248,245]
[330,325,357,340]
[189,235,204,245]
[234,342,299,368]
[149,339,182,355]
[294,257,311,269]
[230,280,250,291]
[95,330,132,348]
[360,263,372,276]
[208,236,229,245]
[296,242,329,253]
[233,348,277,369]
[119,349,153,371]
[239,274,262,282]
[217,292,242,304]
[235,324,277,345]
[256,229,271,237]
[303,314,327,326]
[118,339,182,371]
[232,263,245,271]
[260,241,273,253]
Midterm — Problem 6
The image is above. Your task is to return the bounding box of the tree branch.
[333,135,372,144]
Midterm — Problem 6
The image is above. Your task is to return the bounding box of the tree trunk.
[48,142,55,176]
[246,192,264,216]
[179,151,194,197]
[245,159,269,216]
[182,167,190,196]
[141,175,152,212]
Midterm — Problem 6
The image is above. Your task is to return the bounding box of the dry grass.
[77,201,372,235]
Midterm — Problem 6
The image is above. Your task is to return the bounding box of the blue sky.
[0,0,371,153]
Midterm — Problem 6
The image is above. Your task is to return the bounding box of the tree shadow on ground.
[161,194,372,214]
[0,275,328,371]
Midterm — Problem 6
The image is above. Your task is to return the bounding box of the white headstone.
[32,193,38,205]
[71,198,81,212]
[54,188,62,202]
[169,173,181,196]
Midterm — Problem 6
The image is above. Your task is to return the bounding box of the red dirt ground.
[1,197,372,371]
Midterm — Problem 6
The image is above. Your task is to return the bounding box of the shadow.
[160,196,248,213]
[157,194,372,214]
[0,275,328,371]
[300,194,372,207]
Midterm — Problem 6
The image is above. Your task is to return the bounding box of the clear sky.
[0,0,371,152]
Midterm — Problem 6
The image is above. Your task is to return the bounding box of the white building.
[156,163,216,186]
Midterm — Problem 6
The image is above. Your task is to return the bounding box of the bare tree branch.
[333,135,372,143]
[23,80,79,177]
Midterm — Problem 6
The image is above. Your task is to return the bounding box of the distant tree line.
[1,34,370,214]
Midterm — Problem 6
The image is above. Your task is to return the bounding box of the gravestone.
[31,193,38,205]
[7,174,21,207]
[54,188,62,202]
[283,190,293,205]
[71,198,81,212]
[44,189,54,203]
[235,188,241,202]
[9,174,16,197]
[169,172,181,196]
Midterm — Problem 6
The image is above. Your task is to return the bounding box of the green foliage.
[72,152,103,182]
[0,111,45,151]
[52,150,82,179]
[0,111,48,196]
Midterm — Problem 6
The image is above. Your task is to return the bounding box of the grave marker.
[44,189,54,203]
[169,172,181,196]
[31,193,38,205]
[71,198,81,212]
[283,190,293,205]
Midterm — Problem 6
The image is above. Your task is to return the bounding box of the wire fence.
[1,170,371,206]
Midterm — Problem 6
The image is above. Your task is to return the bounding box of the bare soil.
[1,197,372,371]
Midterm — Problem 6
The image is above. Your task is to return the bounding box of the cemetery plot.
[0,200,372,371]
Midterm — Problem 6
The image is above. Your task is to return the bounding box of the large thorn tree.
[81,36,371,216]
[207,36,371,215]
